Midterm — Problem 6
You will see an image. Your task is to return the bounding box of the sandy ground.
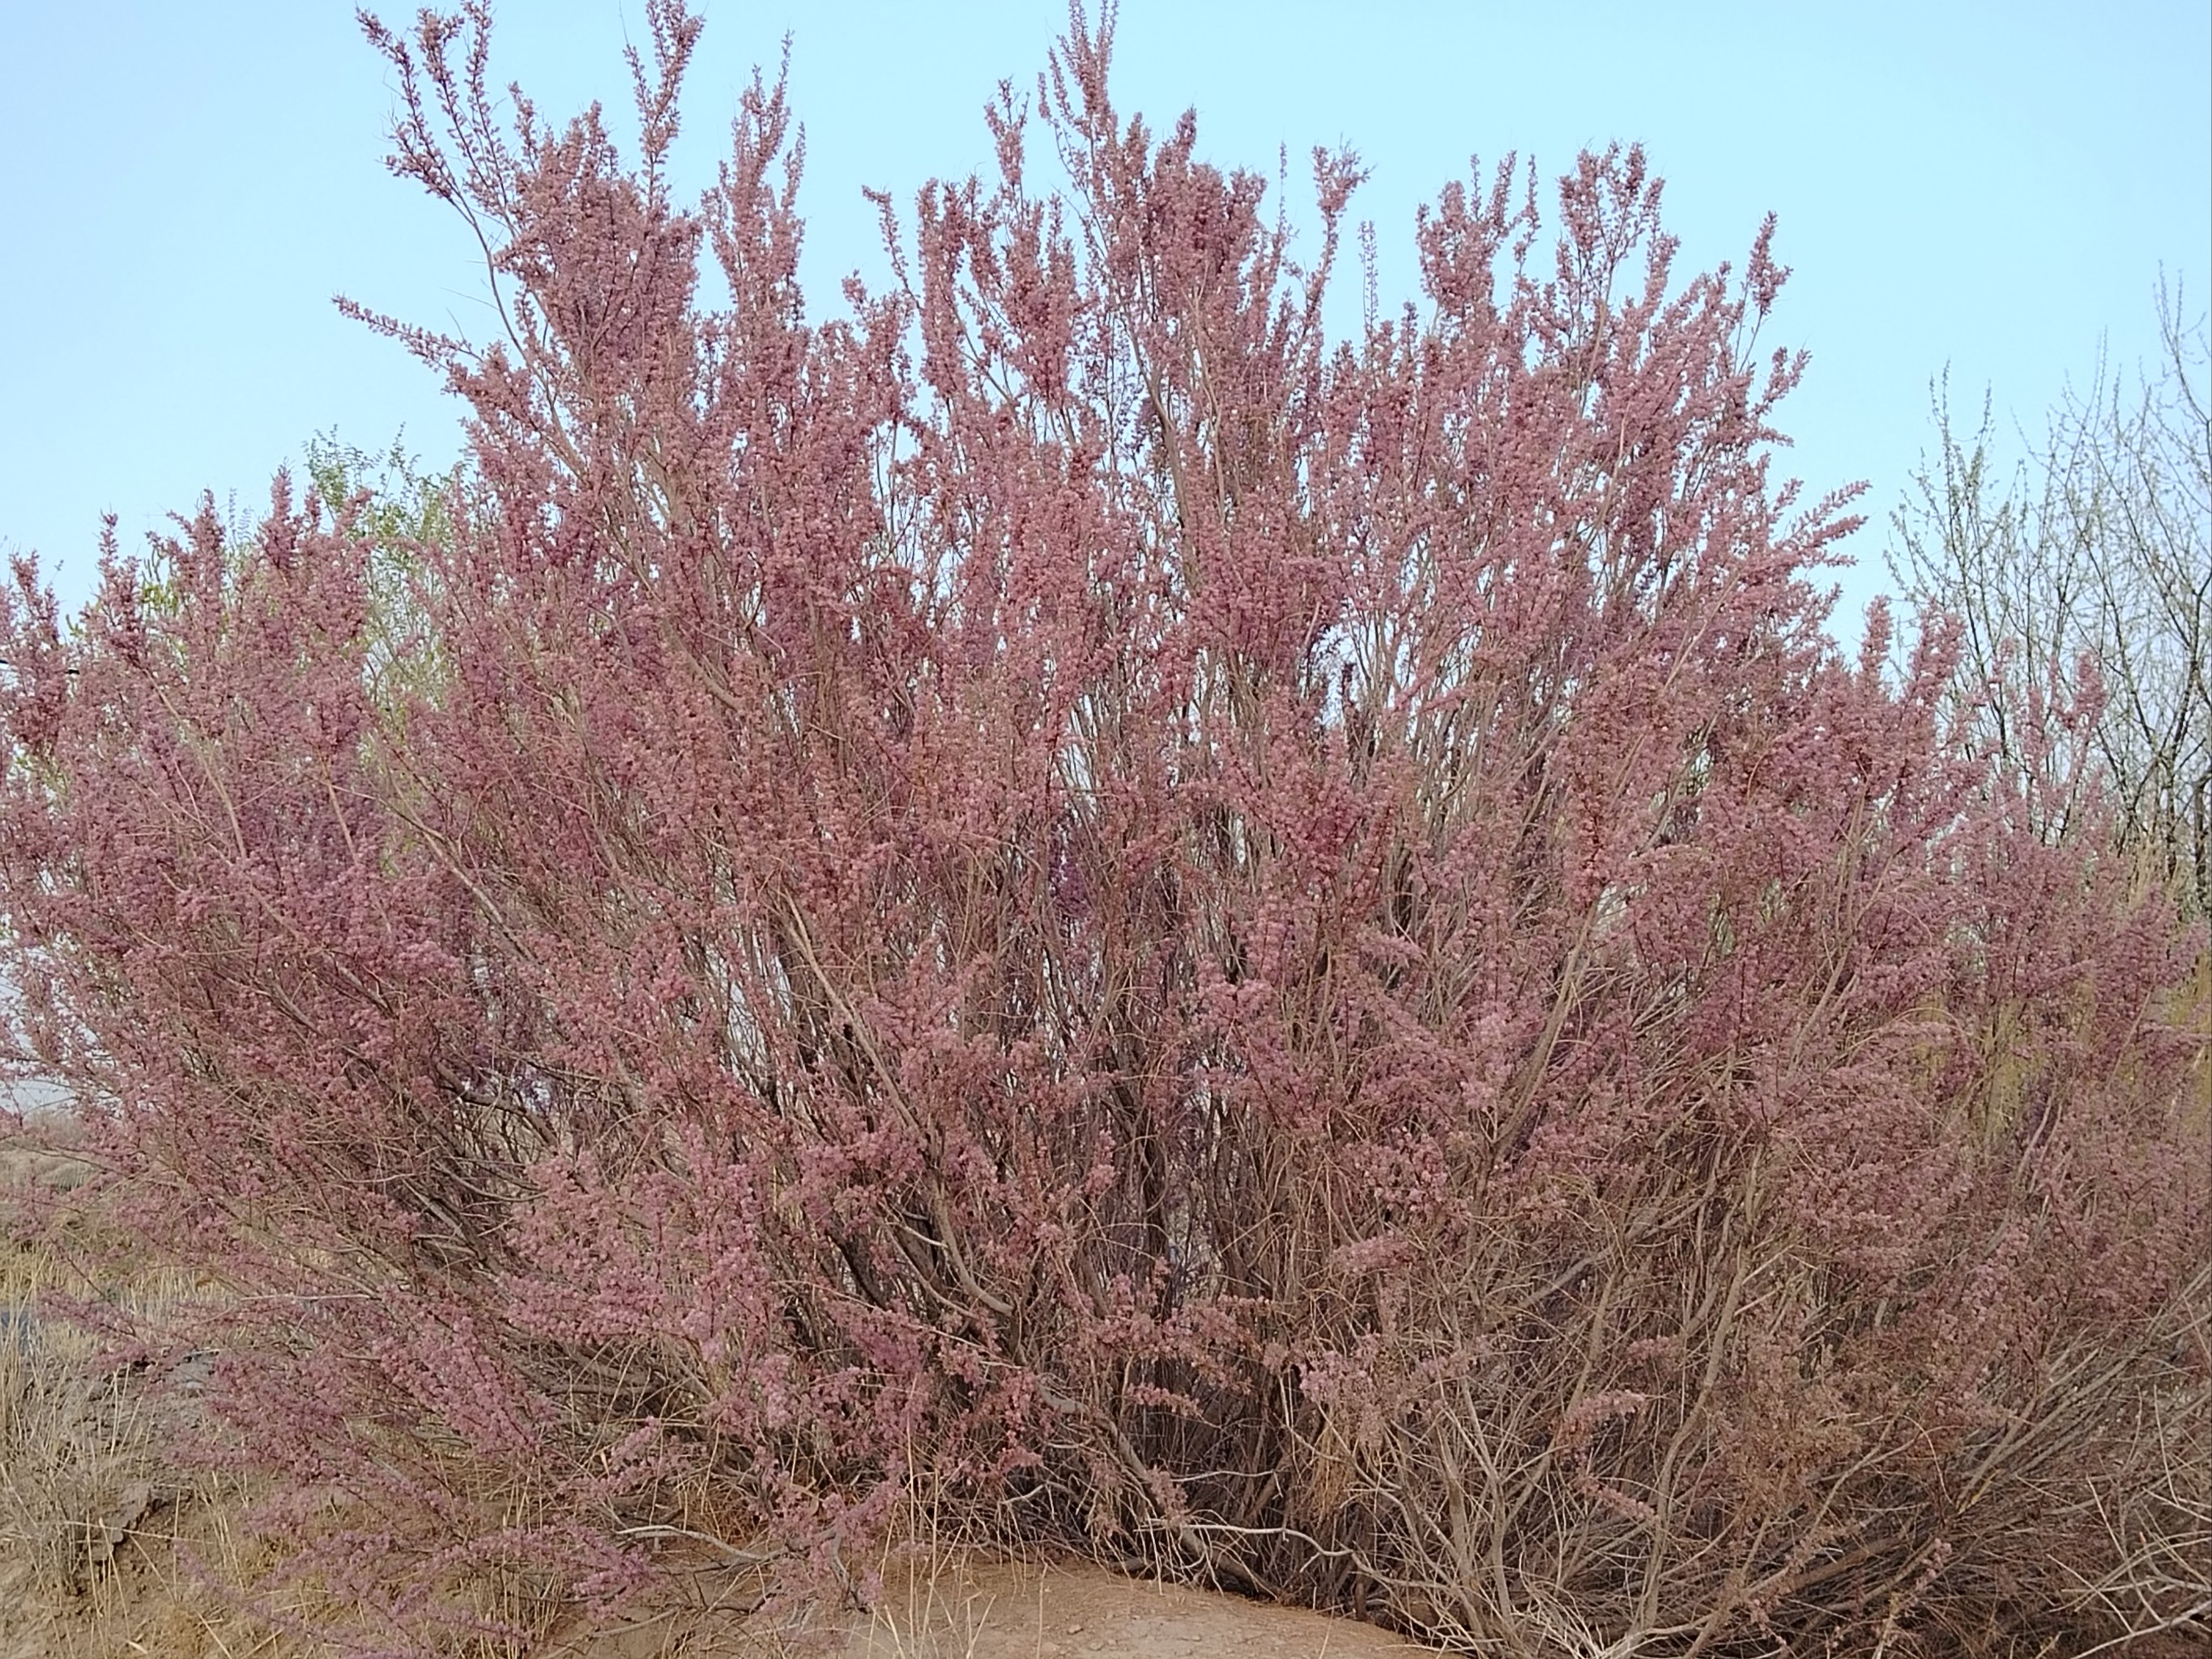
[552,1557,1447,1659]
[837,1561,1443,1659]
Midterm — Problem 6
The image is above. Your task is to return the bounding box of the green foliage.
[299,431,463,714]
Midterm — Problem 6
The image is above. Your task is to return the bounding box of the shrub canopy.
[2,4,2205,1654]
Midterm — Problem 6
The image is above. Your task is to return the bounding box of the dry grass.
[0,1127,288,1659]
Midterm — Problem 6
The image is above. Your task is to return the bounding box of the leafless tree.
[1892,283,2212,915]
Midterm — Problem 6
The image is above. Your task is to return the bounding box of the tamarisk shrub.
[2,3,2206,1653]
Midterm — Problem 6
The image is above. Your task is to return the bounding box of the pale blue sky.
[2,1,2206,639]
